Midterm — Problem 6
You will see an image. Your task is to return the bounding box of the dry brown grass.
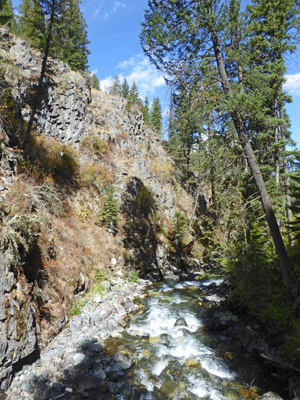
[151,159,175,184]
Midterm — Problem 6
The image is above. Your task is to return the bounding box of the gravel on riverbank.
[4,278,151,400]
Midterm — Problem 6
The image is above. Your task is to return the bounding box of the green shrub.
[283,323,300,365]
[79,163,111,190]
[97,185,119,229]
[171,211,189,240]
[80,134,109,156]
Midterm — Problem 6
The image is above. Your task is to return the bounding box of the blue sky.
[11,0,300,147]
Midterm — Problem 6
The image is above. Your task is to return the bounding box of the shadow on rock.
[27,336,146,400]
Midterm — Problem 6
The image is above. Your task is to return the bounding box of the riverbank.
[4,278,151,400]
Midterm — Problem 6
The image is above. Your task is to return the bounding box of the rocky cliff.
[0,27,207,390]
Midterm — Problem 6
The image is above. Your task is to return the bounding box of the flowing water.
[105,278,285,399]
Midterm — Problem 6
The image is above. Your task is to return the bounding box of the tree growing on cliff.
[17,0,45,49]
[57,0,90,71]
[121,78,130,99]
[0,0,13,25]
[108,74,122,96]
[17,0,90,71]
[90,72,100,90]
[24,0,68,142]
[127,80,142,109]
[142,97,151,125]
[150,97,162,134]
[140,0,299,295]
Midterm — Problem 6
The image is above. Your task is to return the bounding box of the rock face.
[0,27,90,145]
[0,28,178,219]
[0,252,37,390]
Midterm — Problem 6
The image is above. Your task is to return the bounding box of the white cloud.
[100,54,166,99]
[117,54,166,98]
[93,0,126,19]
[99,76,114,92]
[284,72,300,96]
[112,2,126,13]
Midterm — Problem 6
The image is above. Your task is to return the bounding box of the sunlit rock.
[174,317,188,327]
[160,378,177,396]
[185,358,201,368]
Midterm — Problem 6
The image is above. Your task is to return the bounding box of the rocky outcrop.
[0,253,37,391]
[1,27,178,218]
[0,27,91,145]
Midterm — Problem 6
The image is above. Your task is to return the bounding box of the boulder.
[174,318,188,327]
[260,393,283,400]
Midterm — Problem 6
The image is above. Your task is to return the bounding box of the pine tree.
[140,0,299,294]
[245,0,298,225]
[97,185,119,230]
[150,97,162,133]
[18,0,46,50]
[90,73,100,90]
[17,0,90,70]
[142,97,150,125]
[127,80,142,108]
[58,0,90,71]
[108,74,122,96]
[24,0,69,142]
[0,0,13,25]
[121,78,129,99]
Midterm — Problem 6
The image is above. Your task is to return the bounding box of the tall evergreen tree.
[150,97,162,133]
[121,78,130,99]
[58,0,90,71]
[18,0,45,50]
[17,0,89,70]
[128,80,142,108]
[142,97,151,125]
[245,0,298,223]
[0,0,13,25]
[140,0,299,294]
[108,74,121,96]
[24,0,69,142]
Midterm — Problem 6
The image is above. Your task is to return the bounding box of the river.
[104,278,286,399]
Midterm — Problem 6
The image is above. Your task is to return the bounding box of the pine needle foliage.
[97,185,119,229]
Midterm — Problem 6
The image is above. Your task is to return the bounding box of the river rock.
[185,358,201,368]
[160,378,177,396]
[101,280,111,292]
[260,393,283,400]
[77,372,103,391]
[224,352,234,361]
[149,336,161,344]
[174,317,188,327]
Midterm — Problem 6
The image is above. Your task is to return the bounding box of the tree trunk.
[274,100,280,186]
[188,178,201,233]
[207,1,297,295]
[24,0,56,145]
[168,83,174,141]
[280,107,293,242]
